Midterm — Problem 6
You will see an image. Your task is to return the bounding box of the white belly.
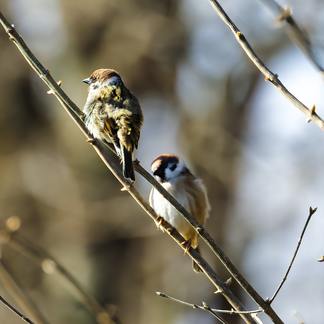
[150,186,191,236]
[85,114,112,143]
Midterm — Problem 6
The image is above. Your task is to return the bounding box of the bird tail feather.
[121,146,135,181]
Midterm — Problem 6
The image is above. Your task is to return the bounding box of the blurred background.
[1,0,324,323]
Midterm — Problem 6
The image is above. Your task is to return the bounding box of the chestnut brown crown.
[151,154,190,182]
[83,68,121,85]
[151,154,179,173]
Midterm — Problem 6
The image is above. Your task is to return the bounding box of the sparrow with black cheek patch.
[83,69,143,181]
[149,154,210,272]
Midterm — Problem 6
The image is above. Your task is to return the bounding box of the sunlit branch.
[258,0,324,73]
[208,0,324,131]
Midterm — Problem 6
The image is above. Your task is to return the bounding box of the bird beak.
[82,78,91,85]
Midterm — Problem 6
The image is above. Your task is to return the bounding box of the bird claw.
[155,216,165,231]
[181,239,192,255]
[87,137,96,144]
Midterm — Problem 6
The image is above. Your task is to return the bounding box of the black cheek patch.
[169,163,177,171]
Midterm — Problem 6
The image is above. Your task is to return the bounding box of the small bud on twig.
[276,6,292,23]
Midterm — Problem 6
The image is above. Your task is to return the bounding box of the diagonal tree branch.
[269,206,317,303]
[0,11,284,323]
[0,260,48,324]
[258,0,324,73]
[208,0,324,130]
[0,294,34,324]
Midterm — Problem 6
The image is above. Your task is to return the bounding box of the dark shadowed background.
[1,0,324,323]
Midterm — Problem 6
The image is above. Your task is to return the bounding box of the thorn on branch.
[235,31,245,41]
[40,69,49,79]
[155,291,166,297]
[202,301,210,310]
[317,256,324,262]
[47,80,62,95]
[309,206,317,216]
[5,216,21,232]
[87,137,96,144]
[120,184,131,192]
[276,6,292,23]
[41,259,56,274]
[307,105,317,123]
[196,226,203,233]
[225,277,233,287]
[265,73,279,82]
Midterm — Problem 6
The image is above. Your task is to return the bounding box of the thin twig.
[0,260,48,324]
[0,294,34,324]
[201,304,228,324]
[208,0,324,131]
[157,292,229,324]
[0,12,258,324]
[269,206,317,303]
[258,0,324,73]
[0,229,115,324]
[156,291,263,315]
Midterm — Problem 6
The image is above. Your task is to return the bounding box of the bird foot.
[120,182,132,191]
[154,216,165,231]
[181,239,192,255]
[87,137,96,144]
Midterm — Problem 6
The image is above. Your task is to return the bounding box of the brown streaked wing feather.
[185,176,210,226]
[103,117,119,147]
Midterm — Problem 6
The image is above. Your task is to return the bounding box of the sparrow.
[149,154,210,272]
[82,68,143,181]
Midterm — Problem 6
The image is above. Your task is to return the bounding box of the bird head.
[83,68,123,92]
[151,154,190,183]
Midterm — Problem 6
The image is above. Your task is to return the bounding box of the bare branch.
[0,225,115,324]
[258,0,324,73]
[269,206,317,303]
[208,0,324,130]
[0,11,283,323]
[0,294,34,324]
[0,260,49,324]
[156,291,263,316]
[157,292,229,323]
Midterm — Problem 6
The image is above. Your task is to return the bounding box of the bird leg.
[154,216,165,231]
[87,137,96,144]
[181,239,192,255]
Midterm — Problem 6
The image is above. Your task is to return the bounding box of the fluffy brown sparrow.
[83,69,143,181]
[149,154,210,272]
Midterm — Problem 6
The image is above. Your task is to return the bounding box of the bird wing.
[103,116,119,148]
[186,177,210,225]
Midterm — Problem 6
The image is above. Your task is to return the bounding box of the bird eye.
[169,163,177,171]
